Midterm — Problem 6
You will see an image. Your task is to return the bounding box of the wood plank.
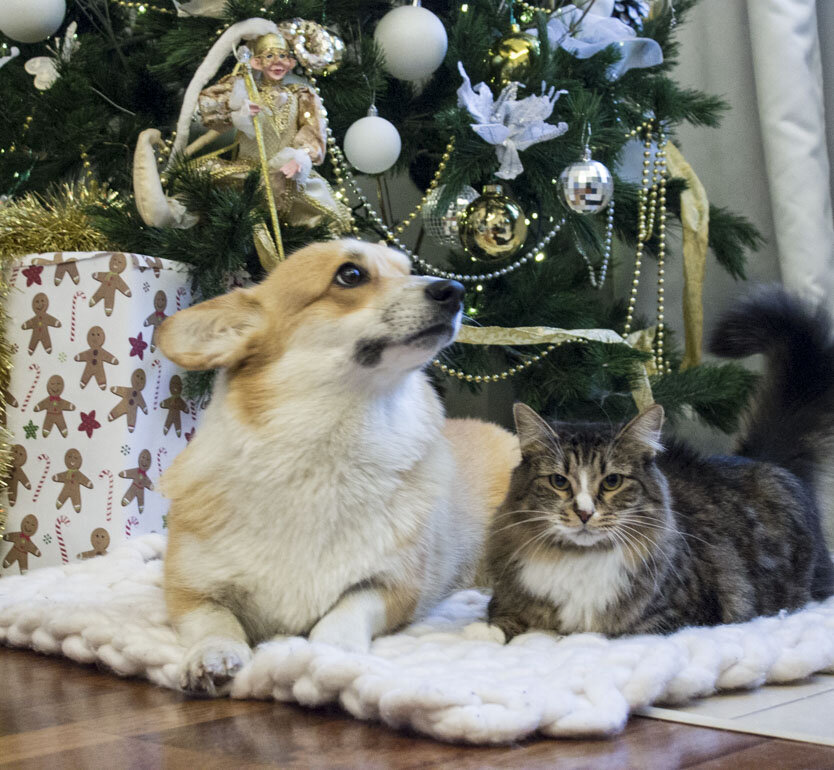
[8,736,277,770]
[1,647,832,769]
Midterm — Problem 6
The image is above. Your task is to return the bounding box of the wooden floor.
[2,649,834,769]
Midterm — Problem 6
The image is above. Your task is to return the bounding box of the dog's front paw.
[308,614,371,653]
[180,638,252,696]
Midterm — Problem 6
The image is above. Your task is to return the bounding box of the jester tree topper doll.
[132,18,351,260]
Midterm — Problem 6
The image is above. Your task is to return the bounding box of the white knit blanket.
[2,535,834,744]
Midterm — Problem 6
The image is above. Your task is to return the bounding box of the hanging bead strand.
[654,131,670,373]
[624,123,655,335]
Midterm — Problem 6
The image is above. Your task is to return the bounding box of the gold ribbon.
[240,65,284,268]
[455,325,656,412]
[666,142,709,369]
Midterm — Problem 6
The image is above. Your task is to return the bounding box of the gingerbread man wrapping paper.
[0,252,204,576]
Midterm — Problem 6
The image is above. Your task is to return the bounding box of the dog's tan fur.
[159,240,519,694]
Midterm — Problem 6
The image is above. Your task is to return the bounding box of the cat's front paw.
[488,616,529,643]
[180,638,252,696]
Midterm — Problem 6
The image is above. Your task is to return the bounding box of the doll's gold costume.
[196,37,351,233]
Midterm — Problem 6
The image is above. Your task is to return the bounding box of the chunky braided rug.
[2,535,834,744]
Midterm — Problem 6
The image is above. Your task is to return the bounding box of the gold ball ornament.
[488,25,540,85]
[459,184,528,262]
[647,0,673,20]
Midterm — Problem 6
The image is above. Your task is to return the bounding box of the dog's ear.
[159,288,265,370]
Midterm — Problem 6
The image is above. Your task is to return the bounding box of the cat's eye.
[601,473,623,491]
[334,262,367,288]
[549,474,570,491]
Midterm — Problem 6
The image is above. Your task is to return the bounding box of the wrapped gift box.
[1,252,202,575]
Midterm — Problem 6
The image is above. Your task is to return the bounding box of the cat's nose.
[576,509,594,524]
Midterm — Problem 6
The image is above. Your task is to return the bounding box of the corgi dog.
[158,240,520,694]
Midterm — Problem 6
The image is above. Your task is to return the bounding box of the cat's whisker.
[491,517,555,534]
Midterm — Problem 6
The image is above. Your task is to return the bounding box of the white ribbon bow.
[533,0,663,80]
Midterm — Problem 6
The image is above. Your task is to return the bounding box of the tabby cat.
[487,287,834,639]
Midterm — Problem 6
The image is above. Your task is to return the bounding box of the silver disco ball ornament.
[422,184,479,251]
[559,149,614,214]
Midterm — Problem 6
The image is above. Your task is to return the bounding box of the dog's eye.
[334,262,367,288]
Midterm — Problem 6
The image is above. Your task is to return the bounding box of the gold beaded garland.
[432,343,560,382]
[112,0,174,14]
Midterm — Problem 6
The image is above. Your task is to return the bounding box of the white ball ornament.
[343,106,402,175]
[0,0,66,43]
[374,3,448,82]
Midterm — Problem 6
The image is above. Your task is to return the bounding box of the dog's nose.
[425,279,465,310]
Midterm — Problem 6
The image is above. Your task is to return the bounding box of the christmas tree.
[0,0,762,428]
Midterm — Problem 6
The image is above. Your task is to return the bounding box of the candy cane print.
[176,286,187,311]
[20,363,41,412]
[125,516,139,539]
[32,453,51,503]
[10,266,20,286]
[99,469,114,522]
[156,447,168,477]
[70,291,87,342]
[55,515,71,563]
[151,359,162,410]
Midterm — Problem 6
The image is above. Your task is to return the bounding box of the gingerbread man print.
[160,375,188,437]
[33,375,76,437]
[53,448,93,512]
[120,449,154,513]
[75,326,119,389]
[7,444,32,506]
[89,253,131,316]
[33,252,80,285]
[21,292,61,355]
[2,514,41,574]
[77,528,110,560]
[108,368,148,433]
[1,390,18,427]
[143,290,168,353]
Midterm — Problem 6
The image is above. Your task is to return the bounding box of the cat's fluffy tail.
[710,286,834,536]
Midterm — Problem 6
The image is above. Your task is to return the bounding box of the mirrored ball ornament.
[459,184,528,262]
[559,153,614,214]
[422,184,479,251]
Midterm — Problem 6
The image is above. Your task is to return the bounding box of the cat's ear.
[513,402,557,456]
[616,404,665,455]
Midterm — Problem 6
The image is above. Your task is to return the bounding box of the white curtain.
[746,0,834,303]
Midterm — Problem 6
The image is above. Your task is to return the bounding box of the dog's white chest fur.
[174,373,448,639]
[519,548,630,633]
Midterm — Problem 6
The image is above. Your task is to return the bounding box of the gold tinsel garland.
[0,182,117,261]
[0,182,116,535]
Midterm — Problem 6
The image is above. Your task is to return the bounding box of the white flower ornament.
[456,62,568,180]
